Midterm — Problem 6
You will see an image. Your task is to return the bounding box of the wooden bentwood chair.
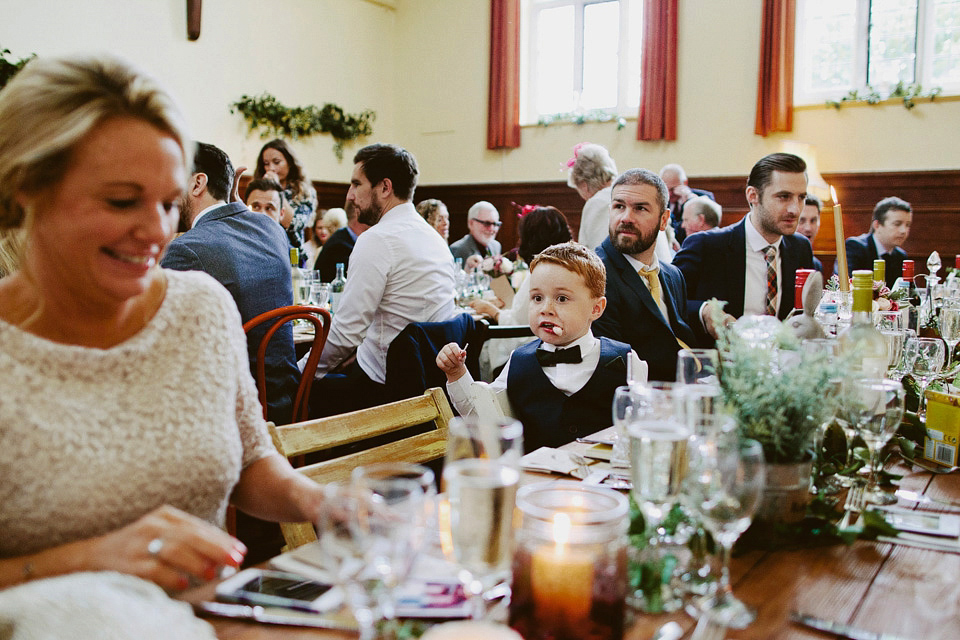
[268,387,454,550]
[243,304,332,423]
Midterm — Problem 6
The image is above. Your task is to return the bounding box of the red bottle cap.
[794,269,815,309]
[902,260,915,280]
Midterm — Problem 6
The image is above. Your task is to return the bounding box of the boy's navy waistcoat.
[506,337,631,452]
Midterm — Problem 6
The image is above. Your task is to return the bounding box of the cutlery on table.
[790,611,909,640]
[838,486,866,529]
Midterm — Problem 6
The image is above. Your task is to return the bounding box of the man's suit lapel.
[659,267,685,335]
[607,243,674,334]
[726,221,747,317]
[778,236,799,319]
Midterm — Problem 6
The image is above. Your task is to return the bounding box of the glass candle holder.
[509,482,628,640]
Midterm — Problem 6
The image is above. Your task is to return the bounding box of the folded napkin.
[521,447,584,476]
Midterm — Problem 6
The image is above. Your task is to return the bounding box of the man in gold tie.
[594,168,700,381]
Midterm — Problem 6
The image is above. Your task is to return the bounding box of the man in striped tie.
[673,153,816,339]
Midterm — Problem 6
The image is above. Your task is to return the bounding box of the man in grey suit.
[449,201,502,265]
[162,142,299,425]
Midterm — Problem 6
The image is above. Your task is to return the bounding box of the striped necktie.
[763,245,777,316]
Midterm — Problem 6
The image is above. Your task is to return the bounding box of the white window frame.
[795,0,960,106]
[520,0,640,124]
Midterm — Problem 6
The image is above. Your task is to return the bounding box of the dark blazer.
[449,234,501,264]
[594,238,698,382]
[162,202,300,425]
[313,227,356,282]
[843,232,906,288]
[673,217,815,323]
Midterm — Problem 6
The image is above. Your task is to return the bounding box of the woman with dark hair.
[254,139,318,245]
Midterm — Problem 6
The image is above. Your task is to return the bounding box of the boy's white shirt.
[446,329,648,420]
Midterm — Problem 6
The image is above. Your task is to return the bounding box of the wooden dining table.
[179,453,960,639]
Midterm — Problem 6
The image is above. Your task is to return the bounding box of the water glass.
[676,348,720,386]
[611,386,640,468]
[940,305,960,373]
[310,282,331,310]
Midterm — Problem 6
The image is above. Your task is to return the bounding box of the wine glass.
[851,379,906,505]
[891,329,919,380]
[681,437,766,629]
[940,304,960,374]
[441,458,520,619]
[445,416,523,467]
[317,478,425,640]
[611,386,641,468]
[676,348,720,386]
[910,337,946,417]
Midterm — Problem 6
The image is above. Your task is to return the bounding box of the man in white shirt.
[306,143,457,417]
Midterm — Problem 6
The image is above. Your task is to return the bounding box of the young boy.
[437,242,647,451]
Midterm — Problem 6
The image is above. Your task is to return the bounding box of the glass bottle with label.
[290,248,303,305]
[330,262,346,315]
[838,270,889,378]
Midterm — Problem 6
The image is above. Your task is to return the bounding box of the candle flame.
[552,512,572,547]
[830,185,839,204]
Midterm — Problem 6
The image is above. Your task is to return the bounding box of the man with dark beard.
[304,143,457,416]
[594,168,698,381]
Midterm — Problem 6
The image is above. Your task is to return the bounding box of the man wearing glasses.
[450,201,502,266]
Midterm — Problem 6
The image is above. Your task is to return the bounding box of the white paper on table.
[520,447,583,475]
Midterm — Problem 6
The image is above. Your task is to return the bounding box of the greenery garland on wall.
[231,92,375,160]
[0,47,35,90]
[826,81,942,110]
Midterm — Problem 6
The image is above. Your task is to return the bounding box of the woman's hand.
[86,505,246,591]
[469,299,500,321]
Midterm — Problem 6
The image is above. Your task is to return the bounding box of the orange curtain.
[636,0,678,141]
[488,0,521,150]
[755,0,796,136]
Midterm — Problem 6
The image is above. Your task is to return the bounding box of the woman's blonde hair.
[567,143,618,193]
[321,208,348,234]
[0,52,192,239]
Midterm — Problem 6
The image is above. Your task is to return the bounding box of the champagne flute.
[910,337,946,417]
[681,437,765,629]
[852,379,906,505]
[442,458,520,619]
[940,305,960,374]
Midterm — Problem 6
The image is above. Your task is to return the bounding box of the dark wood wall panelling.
[309,170,960,277]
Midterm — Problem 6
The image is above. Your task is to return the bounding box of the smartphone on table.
[215,568,342,612]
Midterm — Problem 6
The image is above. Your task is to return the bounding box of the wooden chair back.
[243,305,331,423]
[268,387,454,549]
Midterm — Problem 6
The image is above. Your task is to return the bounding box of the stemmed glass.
[611,386,641,468]
[940,303,960,375]
[890,329,920,381]
[910,337,946,417]
[442,416,522,619]
[317,478,425,640]
[851,378,906,505]
[681,437,766,629]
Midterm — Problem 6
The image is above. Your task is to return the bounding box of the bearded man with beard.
[304,143,457,416]
[594,169,698,381]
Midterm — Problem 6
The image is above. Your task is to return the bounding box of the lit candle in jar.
[530,512,595,627]
[831,185,849,292]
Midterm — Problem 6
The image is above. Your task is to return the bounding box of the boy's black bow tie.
[536,345,582,366]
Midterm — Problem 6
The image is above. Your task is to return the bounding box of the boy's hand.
[436,342,468,382]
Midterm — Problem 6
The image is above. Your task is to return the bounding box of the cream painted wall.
[0,0,397,183]
[1,0,957,186]
[396,0,960,184]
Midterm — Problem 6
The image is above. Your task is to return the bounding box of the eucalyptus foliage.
[231,92,375,160]
[0,47,34,91]
[713,307,838,464]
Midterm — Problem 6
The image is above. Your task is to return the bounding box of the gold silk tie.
[640,267,693,351]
